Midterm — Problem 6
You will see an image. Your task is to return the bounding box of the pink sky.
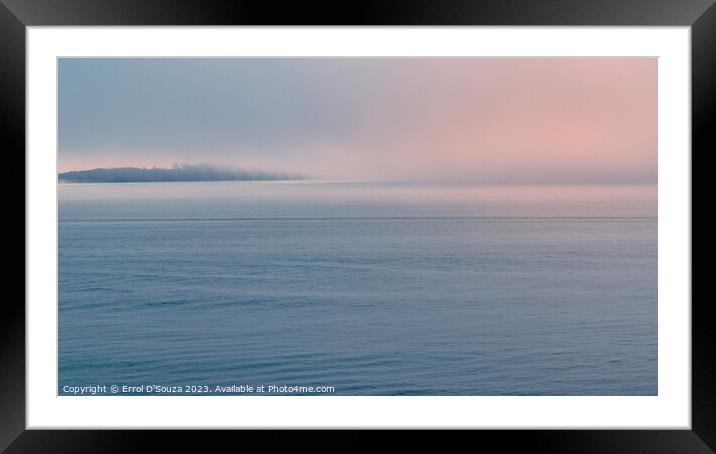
[59,58,657,183]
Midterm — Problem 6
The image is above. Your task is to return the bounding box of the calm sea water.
[58,182,657,395]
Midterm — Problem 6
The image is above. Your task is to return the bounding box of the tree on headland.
[58,164,302,183]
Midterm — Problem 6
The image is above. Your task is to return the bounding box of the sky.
[58,58,657,183]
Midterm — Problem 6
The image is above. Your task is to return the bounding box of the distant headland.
[58,163,302,183]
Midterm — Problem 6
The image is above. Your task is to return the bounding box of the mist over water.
[59,181,657,395]
[59,58,657,184]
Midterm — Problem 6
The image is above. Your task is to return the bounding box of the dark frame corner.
[4,0,712,451]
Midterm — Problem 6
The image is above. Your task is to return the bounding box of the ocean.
[58,182,657,395]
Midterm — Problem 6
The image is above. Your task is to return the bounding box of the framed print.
[5,0,712,451]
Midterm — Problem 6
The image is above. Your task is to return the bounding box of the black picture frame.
[4,0,711,451]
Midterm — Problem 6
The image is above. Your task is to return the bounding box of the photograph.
[3,0,708,445]
[57,57,658,397]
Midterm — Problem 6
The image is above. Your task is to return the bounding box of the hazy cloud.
[59,58,656,183]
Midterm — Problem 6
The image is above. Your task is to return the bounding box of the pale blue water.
[58,182,657,395]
